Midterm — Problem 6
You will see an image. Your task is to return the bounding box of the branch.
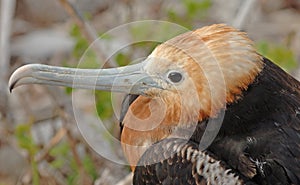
[232,0,257,30]
[58,0,118,68]
[116,173,133,185]
[35,127,66,162]
[0,0,16,124]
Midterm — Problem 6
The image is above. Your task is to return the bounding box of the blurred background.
[1,0,300,184]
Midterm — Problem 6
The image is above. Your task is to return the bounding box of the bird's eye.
[167,71,183,83]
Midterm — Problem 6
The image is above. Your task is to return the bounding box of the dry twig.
[35,127,67,162]
[58,0,118,68]
[115,173,133,185]
[232,0,257,30]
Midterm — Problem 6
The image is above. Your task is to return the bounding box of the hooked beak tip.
[9,85,13,93]
[8,73,18,93]
[8,64,32,92]
[9,79,17,93]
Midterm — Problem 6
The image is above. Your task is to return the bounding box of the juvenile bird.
[9,24,300,185]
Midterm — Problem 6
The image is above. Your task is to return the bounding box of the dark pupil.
[168,72,182,83]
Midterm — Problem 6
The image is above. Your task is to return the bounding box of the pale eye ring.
[167,71,183,83]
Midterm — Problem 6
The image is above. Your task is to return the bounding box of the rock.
[0,145,28,180]
[11,29,75,60]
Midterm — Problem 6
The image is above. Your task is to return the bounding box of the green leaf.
[67,171,79,185]
[77,50,99,69]
[95,91,113,119]
[49,141,70,157]
[65,87,73,95]
[167,9,193,29]
[49,141,71,169]
[69,24,89,59]
[83,155,98,180]
[115,52,131,66]
[15,122,40,185]
[167,0,212,28]
[256,41,298,72]
[15,123,37,155]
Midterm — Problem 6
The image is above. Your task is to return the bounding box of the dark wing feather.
[245,59,300,184]
[133,138,248,185]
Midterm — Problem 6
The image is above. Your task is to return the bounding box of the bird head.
[141,24,264,122]
[9,24,264,168]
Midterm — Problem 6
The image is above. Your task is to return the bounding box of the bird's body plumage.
[134,138,245,185]
[123,57,300,184]
[208,58,300,184]
[8,24,300,185]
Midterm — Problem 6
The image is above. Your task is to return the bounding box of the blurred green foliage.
[115,52,132,66]
[49,141,70,169]
[82,155,98,180]
[167,0,212,29]
[15,122,97,184]
[15,123,38,156]
[256,41,298,72]
[49,141,97,184]
[128,0,212,52]
[70,25,90,59]
[95,91,113,119]
[129,23,187,53]
[15,122,40,185]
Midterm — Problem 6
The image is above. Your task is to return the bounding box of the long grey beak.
[9,62,161,95]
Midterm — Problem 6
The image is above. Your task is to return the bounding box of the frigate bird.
[9,24,300,184]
